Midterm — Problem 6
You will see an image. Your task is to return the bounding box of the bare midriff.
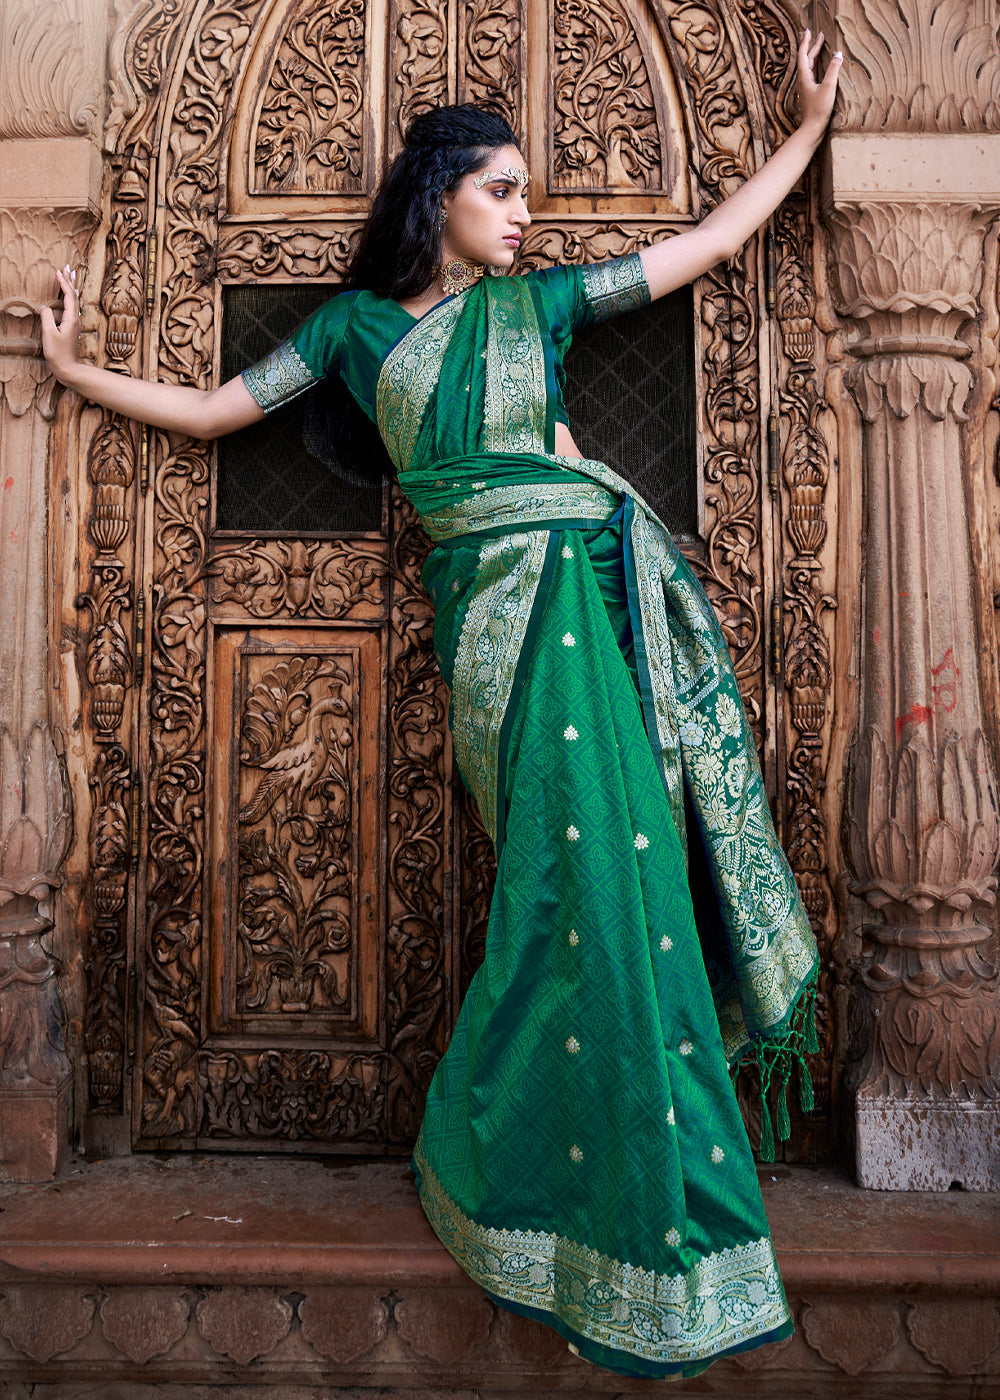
[553,422,584,460]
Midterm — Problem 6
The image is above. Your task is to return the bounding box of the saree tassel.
[757,1098,776,1163]
[741,967,820,1161]
[799,1059,815,1114]
[776,1077,791,1143]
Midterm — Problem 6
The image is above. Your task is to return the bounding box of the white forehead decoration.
[473,166,530,189]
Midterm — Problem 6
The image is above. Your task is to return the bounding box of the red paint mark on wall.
[3,477,12,492]
[931,646,958,713]
[896,703,932,740]
[895,648,960,740]
[873,627,880,646]
[8,530,16,543]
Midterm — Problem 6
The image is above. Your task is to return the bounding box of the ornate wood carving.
[217,225,355,279]
[101,0,835,1159]
[234,653,357,1019]
[207,539,386,620]
[390,0,451,150]
[551,0,662,190]
[459,0,524,135]
[252,0,367,194]
[772,196,838,1132]
[385,488,452,1144]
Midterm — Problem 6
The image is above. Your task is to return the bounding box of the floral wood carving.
[217,226,355,280]
[459,0,523,135]
[99,161,148,368]
[235,656,356,1018]
[551,0,662,190]
[252,0,367,194]
[773,197,838,1131]
[200,1049,384,1142]
[820,0,1000,133]
[208,539,386,619]
[385,489,451,1144]
[390,0,450,150]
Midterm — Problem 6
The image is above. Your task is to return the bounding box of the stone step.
[0,1157,998,1397]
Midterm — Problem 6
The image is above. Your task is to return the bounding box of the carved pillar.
[821,1,1000,1181]
[0,0,107,1178]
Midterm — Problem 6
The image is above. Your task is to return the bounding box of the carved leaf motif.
[832,0,1000,132]
[217,226,355,279]
[195,1288,292,1365]
[393,0,450,146]
[0,1285,95,1362]
[0,0,101,139]
[209,539,386,619]
[200,1049,384,1141]
[800,1298,900,1374]
[552,0,661,189]
[236,657,355,1017]
[253,0,366,192]
[906,1299,1000,1374]
[461,0,521,131]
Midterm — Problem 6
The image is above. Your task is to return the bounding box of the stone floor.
[0,1155,998,1397]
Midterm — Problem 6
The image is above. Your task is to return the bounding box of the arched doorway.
[76,0,837,1158]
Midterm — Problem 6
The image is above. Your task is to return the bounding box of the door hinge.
[771,595,783,674]
[134,586,146,685]
[144,230,157,316]
[130,773,142,870]
[767,408,779,493]
[764,225,776,316]
[140,422,150,495]
[127,966,137,1062]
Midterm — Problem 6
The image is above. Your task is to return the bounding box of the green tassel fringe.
[739,969,819,1164]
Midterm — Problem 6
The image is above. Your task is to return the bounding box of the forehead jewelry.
[473,166,529,189]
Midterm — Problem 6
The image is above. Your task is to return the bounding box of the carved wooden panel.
[86,0,840,1158]
[251,0,370,194]
[209,632,381,1038]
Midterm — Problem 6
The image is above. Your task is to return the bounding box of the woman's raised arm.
[40,266,265,438]
[639,30,842,301]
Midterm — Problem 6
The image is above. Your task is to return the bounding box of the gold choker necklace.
[437,258,485,295]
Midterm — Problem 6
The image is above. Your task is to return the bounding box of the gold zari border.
[414,1139,791,1365]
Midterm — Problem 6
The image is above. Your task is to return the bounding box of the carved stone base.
[0,1078,71,1183]
[856,1098,1000,1190]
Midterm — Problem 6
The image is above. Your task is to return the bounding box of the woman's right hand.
[40,265,81,384]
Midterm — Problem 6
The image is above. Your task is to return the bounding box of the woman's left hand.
[796,28,842,137]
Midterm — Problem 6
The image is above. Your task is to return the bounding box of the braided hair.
[346,104,519,299]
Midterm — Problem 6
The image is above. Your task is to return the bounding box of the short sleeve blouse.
[240,252,650,428]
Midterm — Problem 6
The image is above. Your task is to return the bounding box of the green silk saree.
[243,258,818,1378]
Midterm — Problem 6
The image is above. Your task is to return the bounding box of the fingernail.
[834,50,842,57]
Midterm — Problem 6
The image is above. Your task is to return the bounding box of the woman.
[43,31,841,1378]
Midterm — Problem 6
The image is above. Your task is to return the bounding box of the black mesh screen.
[218,284,384,535]
[563,287,697,537]
[218,281,697,538]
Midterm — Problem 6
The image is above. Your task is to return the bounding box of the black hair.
[346,103,519,300]
[306,103,520,483]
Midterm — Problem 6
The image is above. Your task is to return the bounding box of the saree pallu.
[375,277,817,1378]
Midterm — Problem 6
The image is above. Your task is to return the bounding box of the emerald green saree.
[242,256,818,1378]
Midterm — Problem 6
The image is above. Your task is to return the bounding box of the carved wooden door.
[79,0,838,1158]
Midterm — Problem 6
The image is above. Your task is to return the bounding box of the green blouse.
[241,255,650,433]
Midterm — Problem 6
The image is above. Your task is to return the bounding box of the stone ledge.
[0,1158,997,1396]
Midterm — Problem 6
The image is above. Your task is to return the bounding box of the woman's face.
[441,144,531,270]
